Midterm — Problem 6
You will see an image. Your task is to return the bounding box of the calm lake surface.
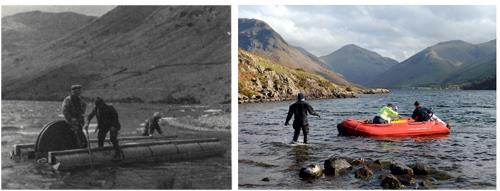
[1,100,231,189]
[239,90,496,189]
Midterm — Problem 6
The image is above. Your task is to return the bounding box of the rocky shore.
[295,156,453,189]
[238,50,389,104]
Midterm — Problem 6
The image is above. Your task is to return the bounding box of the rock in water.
[261,177,270,181]
[412,162,430,175]
[299,164,323,179]
[396,174,416,186]
[419,178,434,189]
[381,174,403,189]
[355,165,374,179]
[390,161,414,176]
[324,157,351,176]
[351,158,364,166]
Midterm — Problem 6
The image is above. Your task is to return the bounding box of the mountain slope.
[238,18,350,85]
[2,11,97,57]
[238,49,355,103]
[320,44,398,87]
[370,39,496,88]
[2,6,231,104]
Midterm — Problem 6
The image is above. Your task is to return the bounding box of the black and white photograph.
[2,5,231,189]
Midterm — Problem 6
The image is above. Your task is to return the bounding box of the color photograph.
[238,5,496,189]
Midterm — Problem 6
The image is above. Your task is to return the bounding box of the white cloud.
[239,5,496,62]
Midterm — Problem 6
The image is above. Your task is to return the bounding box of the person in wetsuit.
[412,101,433,122]
[285,93,320,144]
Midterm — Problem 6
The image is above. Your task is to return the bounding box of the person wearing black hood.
[285,92,320,144]
[84,97,122,160]
[412,101,433,122]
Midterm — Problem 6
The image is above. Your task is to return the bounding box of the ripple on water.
[239,90,496,189]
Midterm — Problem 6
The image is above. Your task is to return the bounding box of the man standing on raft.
[285,93,320,144]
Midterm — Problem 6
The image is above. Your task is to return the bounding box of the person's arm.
[307,103,320,118]
[285,105,293,126]
[387,107,399,118]
[61,97,72,122]
[411,109,417,119]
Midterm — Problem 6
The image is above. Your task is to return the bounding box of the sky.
[239,5,497,61]
[2,5,116,18]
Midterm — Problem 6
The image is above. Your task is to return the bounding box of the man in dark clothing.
[61,85,87,148]
[84,98,122,159]
[285,93,320,144]
[412,101,433,122]
[143,112,163,136]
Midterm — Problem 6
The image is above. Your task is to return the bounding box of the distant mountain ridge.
[238,18,351,86]
[2,11,96,57]
[320,44,399,87]
[2,6,231,104]
[370,39,496,89]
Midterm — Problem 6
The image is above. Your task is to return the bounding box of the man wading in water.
[84,98,123,160]
[62,85,87,148]
[285,92,320,144]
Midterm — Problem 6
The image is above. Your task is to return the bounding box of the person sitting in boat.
[412,101,433,122]
[143,112,163,136]
[84,97,122,160]
[373,103,400,124]
[61,84,87,148]
[285,92,320,144]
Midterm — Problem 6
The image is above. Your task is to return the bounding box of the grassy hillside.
[239,49,358,103]
[238,18,351,86]
[2,6,231,105]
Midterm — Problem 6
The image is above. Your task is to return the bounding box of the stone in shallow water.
[355,165,373,180]
[299,164,322,179]
[412,162,430,175]
[390,161,414,176]
[381,174,403,189]
[324,157,351,176]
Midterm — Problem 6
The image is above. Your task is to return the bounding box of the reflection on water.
[2,101,231,189]
[239,90,496,189]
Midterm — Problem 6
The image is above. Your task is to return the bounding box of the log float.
[10,120,226,170]
[49,138,225,170]
[11,135,178,158]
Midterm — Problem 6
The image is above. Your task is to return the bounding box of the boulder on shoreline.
[355,165,374,179]
[381,174,403,189]
[390,161,414,176]
[299,164,323,179]
[324,157,351,176]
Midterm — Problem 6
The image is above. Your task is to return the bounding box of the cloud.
[239,5,496,62]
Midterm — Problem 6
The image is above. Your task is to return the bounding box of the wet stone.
[390,162,414,176]
[395,174,416,186]
[261,177,270,181]
[418,179,433,189]
[351,158,364,166]
[381,174,403,189]
[412,162,430,176]
[324,157,351,176]
[355,166,374,180]
[299,164,323,179]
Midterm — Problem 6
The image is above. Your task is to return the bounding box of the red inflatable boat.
[337,118,450,137]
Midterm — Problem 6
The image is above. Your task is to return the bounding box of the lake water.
[239,90,496,189]
[1,100,231,189]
